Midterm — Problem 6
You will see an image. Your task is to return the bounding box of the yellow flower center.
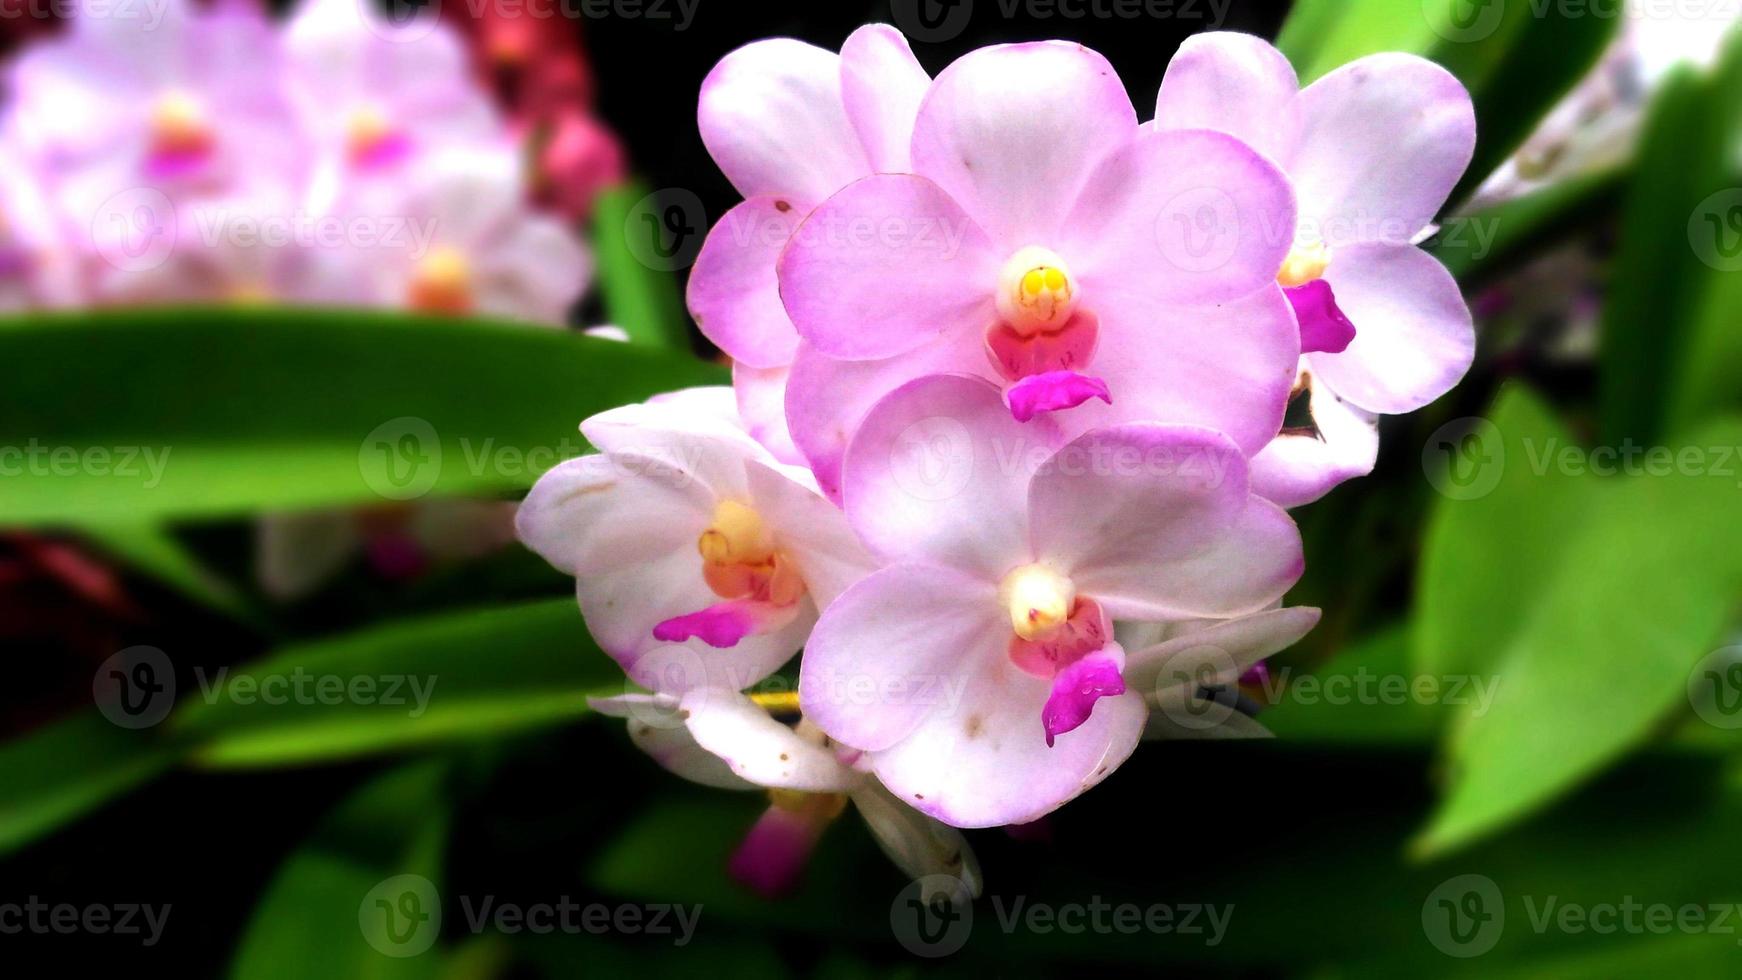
[1277,240,1331,288]
[148,91,213,158]
[698,500,804,606]
[1000,563,1076,641]
[407,247,474,314]
[997,246,1078,336]
[345,105,397,163]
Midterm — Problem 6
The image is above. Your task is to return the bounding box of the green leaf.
[78,521,264,626]
[1416,418,1742,856]
[590,181,696,351]
[1426,163,1626,289]
[1260,624,1446,745]
[1437,4,1618,206]
[0,711,178,854]
[230,761,452,980]
[1601,36,1742,444]
[1275,0,1441,83]
[1414,384,1593,679]
[0,307,723,525]
[1277,0,1617,204]
[174,598,621,768]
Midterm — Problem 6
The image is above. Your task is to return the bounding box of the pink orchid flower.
[517,388,872,696]
[591,688,979,902]
[797,375,1303,827]
[1155,32,1477,505]
[339,146,592,325]
[774,40,1302,502]
[283,0,500,208]
[6,0,304,230]
[688,24,931,464]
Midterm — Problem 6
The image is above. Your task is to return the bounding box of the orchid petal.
[911,41,1138,246]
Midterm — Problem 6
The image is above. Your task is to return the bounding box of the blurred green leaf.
[1427,163,1626,289]
[0,711,178,854]
[1437,5,1618,207]
[79,520,264,626]
[1601,36,1742,445]
[231,761,452,980]
[1417,417,1742,856]
[590,182,695,351]
[1415,384,1593,679]
[1277,0,1617,204]
[0,307,723,525]
[1261,624,1445,745]
[175,598,619,768]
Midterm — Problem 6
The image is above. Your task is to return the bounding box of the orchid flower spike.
[517,387,873,696]
[798,375,1304,827]
[1155,32,1477,505]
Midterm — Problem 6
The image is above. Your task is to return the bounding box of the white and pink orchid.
[796,375,1304,827]
[517,388,872,695]
[1155,32,1477,505]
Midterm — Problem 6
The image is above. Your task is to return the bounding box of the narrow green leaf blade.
[174,598,619,768]
[0,711,178,854]
[0,308,723,524]
[590,181,695,351]
[231,761,452,980]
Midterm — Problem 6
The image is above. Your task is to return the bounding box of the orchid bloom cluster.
[0,0,601,323]
[519,27,1476,895]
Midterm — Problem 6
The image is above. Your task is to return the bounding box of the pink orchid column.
[799,375,1304,827]
[776,40,1301,501]
[688,24,931,463]
[1155,32,1477,505]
